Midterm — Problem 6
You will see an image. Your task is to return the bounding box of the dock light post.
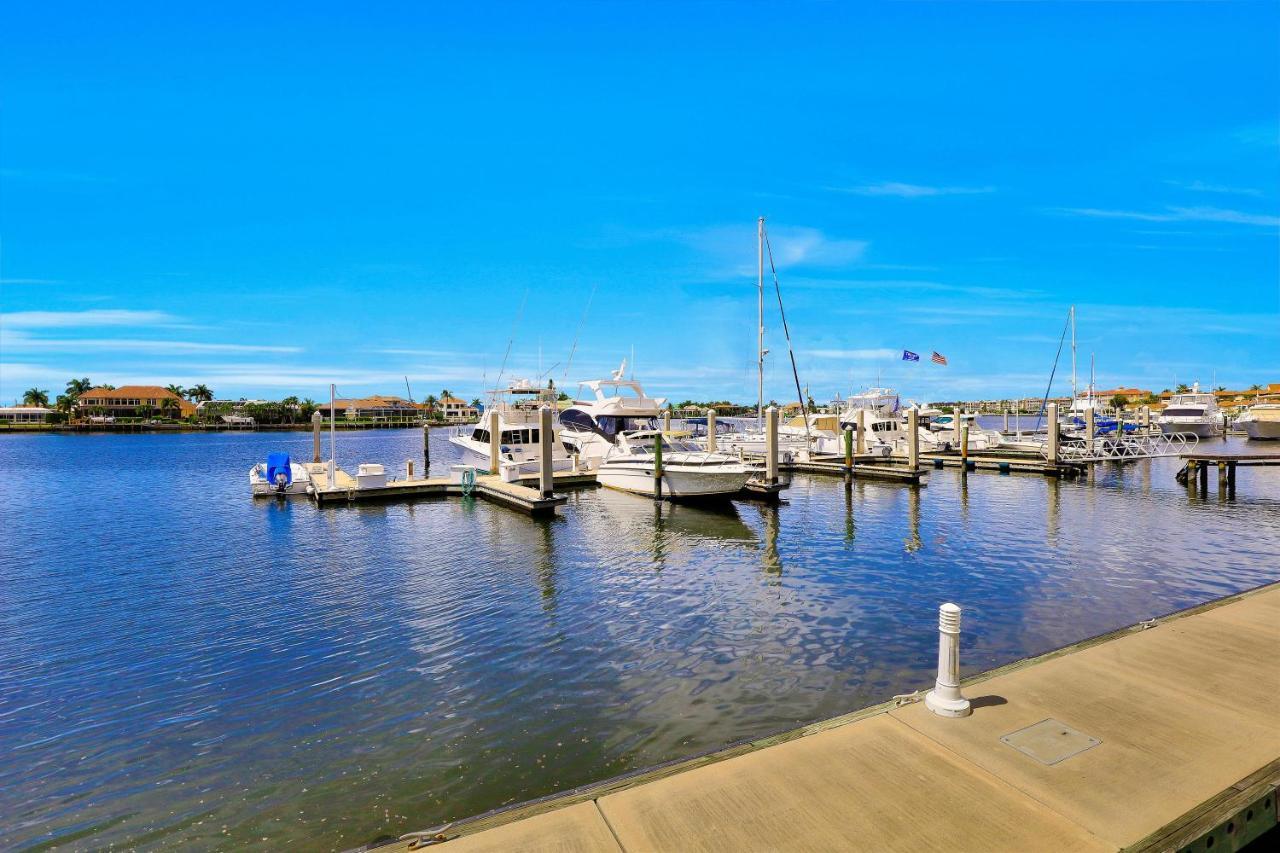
[925,603,972,718]
[311,410,323,463]
[539,406,554,498]
[908,408,920,472]
[765,406,779,484]
[706,408,717,453]
[488,410,501,475]
[1047,403,1060,466]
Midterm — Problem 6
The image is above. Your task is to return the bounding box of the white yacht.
[595,430,753,499]
[1157,384,1224,438]
[839,390,1000,455]
[559,368,752,498]
[1237,403,1280,440]
[448,379,574,475]
[249,452,312,497]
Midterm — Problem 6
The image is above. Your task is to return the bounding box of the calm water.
[2,427,1278,849]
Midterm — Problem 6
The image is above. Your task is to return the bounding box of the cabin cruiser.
[249,452,312,497]
[559,367,753,498]
[596,430,752,498]
[1237,403,1280,440]
[1157,384,1224,438]
[449,379,574,475]
[839,390,1000,455]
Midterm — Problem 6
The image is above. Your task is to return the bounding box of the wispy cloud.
[0,167,110,184]
[0,331,301,354]
[0,278,60,286]
[1,309,177,328]
[806,348,900,360]
[830,182,995,198]
[1164,179,1262,198]
[659,223,869,278]
[1054,206,1279,227]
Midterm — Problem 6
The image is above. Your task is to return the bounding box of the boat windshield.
[624,434,700,454]
[1163,408,1207,417]
[595,415,659,438]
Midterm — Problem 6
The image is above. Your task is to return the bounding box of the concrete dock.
[390,581,1280,852]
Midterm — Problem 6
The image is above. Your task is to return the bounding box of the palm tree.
[165,383,186,399]
[1249,383,1263,392]
[66,377,93,399]
[1175,383,1190,394]
[424,394,438,413]
[440,389,454,402]
[160,397,180,420]
[186,384,213,403]
[470,398,482,408]
[22,388,50,407]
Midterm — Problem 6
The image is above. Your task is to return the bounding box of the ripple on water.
[1,429,1277,848]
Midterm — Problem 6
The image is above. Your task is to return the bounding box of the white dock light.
[925,602,972,718]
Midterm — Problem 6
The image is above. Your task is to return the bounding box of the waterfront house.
[0,405,54,424]
[438,395,479,423]
[328,395,422,422]
[75,386,196,420]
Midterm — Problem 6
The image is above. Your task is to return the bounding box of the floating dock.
[1178,452,1280,496]
[388,581,1280,852]
[308,466,587,515]
[787,455,928,485]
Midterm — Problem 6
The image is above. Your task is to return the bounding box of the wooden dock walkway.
[787,456,928,485]
[1176,452,1280,496]
[308,466,587,515]
[388,581,1280,852]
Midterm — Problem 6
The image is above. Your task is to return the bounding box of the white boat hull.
[597,462,750,498]
[1159,420,1222,438]
[1243,420,1280,440]
[449,435,574,475]
[249,462,312,497]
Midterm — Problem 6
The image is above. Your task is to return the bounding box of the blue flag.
[902,350,919,362]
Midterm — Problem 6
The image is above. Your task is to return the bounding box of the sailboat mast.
[758,216,765,423]
[1070,305,1077,404]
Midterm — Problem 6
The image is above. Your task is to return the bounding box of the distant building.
[327,395,421,421]
[75,386,195,419]
[0,406,54,424]
[438,395,479,422]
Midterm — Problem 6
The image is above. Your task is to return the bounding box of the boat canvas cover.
[266,452,292,485]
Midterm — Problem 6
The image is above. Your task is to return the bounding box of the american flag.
[931,351,948,366]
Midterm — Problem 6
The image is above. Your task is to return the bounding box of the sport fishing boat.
[449,379,575,475]
[1237,403,1280,440]
[249,452,312,497]
[596,430,753,499]
[1157,383,1224,438]
[557,366,666,465]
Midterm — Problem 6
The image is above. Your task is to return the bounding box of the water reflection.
[905,487,922,553]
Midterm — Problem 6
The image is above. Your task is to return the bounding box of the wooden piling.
[423,424,431,476]
[311,410,323,463]
[488,409,501,475]
[908,408,920,473]
[766,406,779,484]
[952,409,962,448]
[539,406,554,498]
[706,408,717,453]
[653,428,664,501]
[1046,403,1059,466]
[856,409,866,455]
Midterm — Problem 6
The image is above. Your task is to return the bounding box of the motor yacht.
[596,430,752,499]
[557,367,667,466]
[448,379,575,475]
[1237,403,1280,440]
[1157,383,1224,438]
[249,452,312,497]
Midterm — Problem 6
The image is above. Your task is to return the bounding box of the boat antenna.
[492,288,529,395]
[762,220,813,449]
[562,284,596,385]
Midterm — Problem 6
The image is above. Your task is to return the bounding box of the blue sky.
[2,1,1277,405]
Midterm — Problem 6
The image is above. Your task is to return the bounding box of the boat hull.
[1243,420,1280,440]
[597,463,750,499]
[449,435,574,475]
[249,463,312,497]
[1159,420,1221,438]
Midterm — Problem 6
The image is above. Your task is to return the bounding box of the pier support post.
[663,410,671,435]
[706,408,717,453]
[1003,409,1009,433]
[488,409,501,475]
[407,459,414,479]
[423,424,430,477]
[539,406,554,498]
[1228,461,1237,498]
[844,425,853,469]
[1085,407,1095,449]
[1217,461,1227,498]
[925,603,971,718]
[766,406,779,485]
[653,428,664,501]
[1199,460,1209,493]
[960,424,970,468]
[908,408,920,474]
[856,408,867,455]
[311,410,323,463]
[1047,403,1060,466]
[952,409,962,449]
[1141,405,1151,431]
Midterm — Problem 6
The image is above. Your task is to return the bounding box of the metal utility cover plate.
[1000,718,1101,766]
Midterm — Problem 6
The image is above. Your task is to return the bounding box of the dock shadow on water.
[1,430,1277,848]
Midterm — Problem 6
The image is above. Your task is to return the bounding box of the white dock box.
[356,463,387,489]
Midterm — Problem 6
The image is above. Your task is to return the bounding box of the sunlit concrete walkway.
[394,582,1280,852]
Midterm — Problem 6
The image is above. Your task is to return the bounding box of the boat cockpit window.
[499,429,541,445]
[559,409,596,432]
[596,415,659,438]
[472,428,490,443]
[1163,408,1206,417]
